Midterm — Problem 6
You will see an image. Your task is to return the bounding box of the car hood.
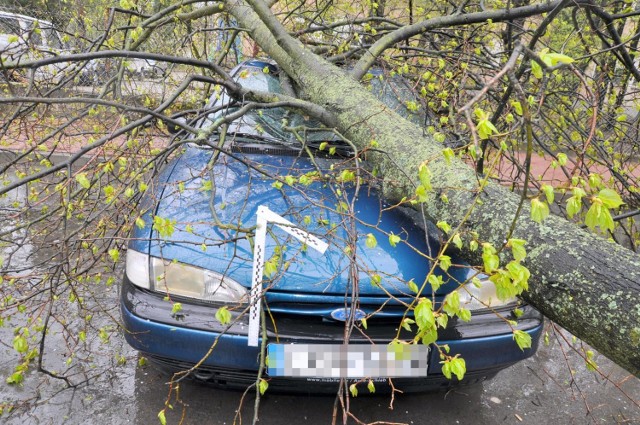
[131,145,470,299]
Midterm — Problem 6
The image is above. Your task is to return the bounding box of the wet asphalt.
[1,320,638,425]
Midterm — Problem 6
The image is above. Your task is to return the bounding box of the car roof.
[0,10,54,27]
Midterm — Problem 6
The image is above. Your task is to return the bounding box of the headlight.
[457,277,518,311]
[126,249,150,289]
[125,249,247,303]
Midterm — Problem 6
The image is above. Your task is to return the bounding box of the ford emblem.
[330,308,367,322]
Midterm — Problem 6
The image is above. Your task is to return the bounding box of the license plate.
[267,344,429,378]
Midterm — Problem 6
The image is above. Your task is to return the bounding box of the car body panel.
[131,145,466,298]
[121,276,543,392]
[121,59,544,392]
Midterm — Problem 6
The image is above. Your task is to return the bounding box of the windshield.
[200,63,425,152]
[205,65,343,150]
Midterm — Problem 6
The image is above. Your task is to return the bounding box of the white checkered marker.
[248,206,328,347]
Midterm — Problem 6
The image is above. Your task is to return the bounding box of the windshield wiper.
[229,132,299,148]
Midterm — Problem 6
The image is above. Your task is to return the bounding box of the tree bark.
[226,0,640,377]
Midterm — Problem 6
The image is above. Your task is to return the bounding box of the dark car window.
[205,66,342,149]
[203,65,424,154]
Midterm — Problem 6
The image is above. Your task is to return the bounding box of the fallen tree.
[1,0,639,389]
[221,0,640,377]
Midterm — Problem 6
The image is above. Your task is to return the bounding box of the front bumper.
[121,276,543,393]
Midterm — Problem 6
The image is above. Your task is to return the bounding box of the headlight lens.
[125,249,247,303]
[457,277,518,311]
[151,257,247,303]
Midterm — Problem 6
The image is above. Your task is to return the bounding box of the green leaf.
[482,243,500,273]
[542,52,574,66]
[585,202,614,232]
[215,306,231,325]
[531,60,543,79]
[401,318,415,332]
[457,308,471,322]
[505,114,515,126]
[6,371,24,385]
[13,335,28,353]
[158,410,167,425]
[153,216,176,238]
[513,330,532,351]
[557,153,568,166]
[597,188,624,209]
[415,298,435,330]
[585,350,597,372]
[436,221,451,234]
[264,257,278,277]
[438,255,451,271]
[449,357,466,380]
[415,185,429,202]
[508,238,527,261]
[76,173,91,189]
[108,248,120,263]
[349,383,358,397]
[436,313,448,328]
[420,324,438,345]
[477,118,498,140]
[452,233,463,249]
[408,279,419,294]
[541,184,555,204]
[259,378,269,395]
[530,198,549,223]
[365,233,377,249]
[442,356,466,380]
[389,233,401,247]
[418,164,432,190]
[284,175,296,186]
[338,169,355,182]
[566,196,582,218]
[511,101,523,116]
[171,303,183,315]
[443,291,460,317]
[428,274,443,292]
[370,274,381,287]
[589,173,603,189]
[367,380,376,393]
[442,148,454,165]
[506,261,530,288]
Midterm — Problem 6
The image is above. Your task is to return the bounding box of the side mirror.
[166,116,187,135]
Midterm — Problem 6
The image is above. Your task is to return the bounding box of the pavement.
[0,317,638,425]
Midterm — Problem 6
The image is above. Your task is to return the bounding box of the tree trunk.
[226,0,640,377]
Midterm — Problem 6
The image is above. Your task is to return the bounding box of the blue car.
[121,59,543,393]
